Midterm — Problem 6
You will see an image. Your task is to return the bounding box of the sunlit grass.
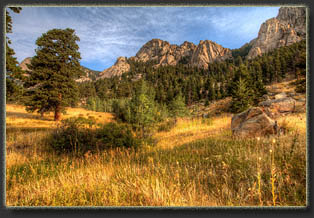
[155,114,231,149]
[5,104,306,207]
[6,104,113,129]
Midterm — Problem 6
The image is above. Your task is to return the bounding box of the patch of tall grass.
[6,104,306,206]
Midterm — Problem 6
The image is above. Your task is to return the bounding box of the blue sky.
[8,6,280,71]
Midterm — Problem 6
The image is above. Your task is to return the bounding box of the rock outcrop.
[98,56,130,79]
[134,39,231,68]
[247,7,306,59]
[19,57,32,72]
[190,40,232,69]
[231,107,276,137]
[258,97,296,117]
[100,39,231,78]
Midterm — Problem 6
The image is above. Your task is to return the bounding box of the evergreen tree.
[24,28,83,120]
[128,80,157,137]
[6,7,23,102]
[230,78,252,113]
[168,93,189,119]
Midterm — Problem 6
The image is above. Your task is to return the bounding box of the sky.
[8,6,280,71]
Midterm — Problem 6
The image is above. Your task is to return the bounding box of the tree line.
[80,39,306,113]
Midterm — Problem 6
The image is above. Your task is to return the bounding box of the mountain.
[247,7,306,59]
[19,57,100,82]
[97,57,130,79]
[19,57,32,71]
[98,39,232,79]
[76,66,100,82]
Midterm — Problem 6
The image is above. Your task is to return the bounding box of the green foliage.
[85,96,114,112]
[6,7,23,103]
[48,117,97,155]
[230,77,252,113]
[168,94,189,118]
[231,43,252,59]
[48,117,141,155]
[112,98,131,123]
[111,81,168,138]
[78,40,304,116]
[24,28,83,120]
[96,122,141,149]
[127,81,158,137]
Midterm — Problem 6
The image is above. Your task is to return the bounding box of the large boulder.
[231,107,276,137]
[275,92,287,99]
[258,97,296,116]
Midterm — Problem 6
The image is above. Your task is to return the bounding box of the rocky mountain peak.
[247,6,306,59]
[97,56,130,80]
[101,38,232,78]
[19,57,32,72]
[190,40,232,69]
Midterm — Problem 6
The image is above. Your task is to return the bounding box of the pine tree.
[168,93,188,119]
[6,7,23,102]
[230,77,252,113]
[128,80,157,137]
[24,28,83,120]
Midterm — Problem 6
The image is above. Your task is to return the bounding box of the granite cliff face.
[247,7,306,59]
[133,39,197,66]
[97,56,130,79]
[100,39,232,78]
[19,57,32,75]
[190,40,232,69]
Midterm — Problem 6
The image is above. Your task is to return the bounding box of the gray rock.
[231,107,276,137]
[275,92,287,99]
[258,97,296,113]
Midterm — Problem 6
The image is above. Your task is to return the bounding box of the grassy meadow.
[5,101,307,207]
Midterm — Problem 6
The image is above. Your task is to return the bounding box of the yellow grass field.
[5,103,307,207]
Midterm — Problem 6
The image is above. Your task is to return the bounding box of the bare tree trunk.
[54,104,61,121]
[54,93,62,121]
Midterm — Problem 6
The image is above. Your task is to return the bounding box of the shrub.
[96,122,142,149]
[48,117,141,155]
[48,117,97,155]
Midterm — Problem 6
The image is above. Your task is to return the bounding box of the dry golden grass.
[6,104,113,129]
[266,78,300,94]
[5,103,307,207]
[155,114,231,149]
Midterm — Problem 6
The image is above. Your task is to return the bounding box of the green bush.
[48,117,141,155]
[96,122,142,149]
[48,117,97,155]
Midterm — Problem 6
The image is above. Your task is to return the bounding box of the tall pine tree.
[6,7,23,102]
[24,28,83,120]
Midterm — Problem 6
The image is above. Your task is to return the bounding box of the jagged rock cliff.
[97,56,130,79]
[190,40,232,69]
[247,7,306,59]
[19,57,32,71]
[100,39,232,78]
[133,39,197,66]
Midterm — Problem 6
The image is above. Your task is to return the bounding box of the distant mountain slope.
[19,57,100,82]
